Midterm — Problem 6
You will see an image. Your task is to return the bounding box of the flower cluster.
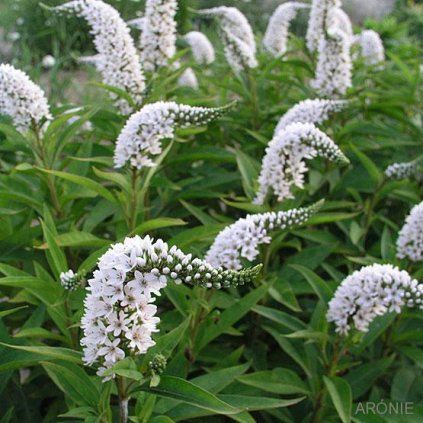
[254,122,349,204]
[306,0,341,52]
[396,202,423,262]
[329,7,353,41]
[311,27,353,98]
[206,202,322,270]
[198,7,257,73]
[114,102,231,169]
[263,2,309,58]
[354,29,385,66]
[183,31,215,65]
[178,68,199,90]
[385,159,421,180]
[81,235,261,378]
[60,269,84,291]
[51,0,145,114]
[0,63,51,132]
[140,0,178,72]
[275,99,348,134]
[327,264,423,335]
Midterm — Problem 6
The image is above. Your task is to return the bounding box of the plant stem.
[128,168,140,231]
[312,338,343,423]
[116,376,129,423]
[247,69,259,130]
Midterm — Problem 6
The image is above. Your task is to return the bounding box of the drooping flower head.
[177,68,199,90]
[328,7,353,41]
[327,264,423,335]
[385,159,421,181]
[206,202,323,270]
[254,122,349,205]
[311,27,353,98]
[81,235,261,378]
[183,31,216,65]
[50,0,145,114]
[60,269,85,291]
[140,0,178,72]
[396,202,423,262]
[197,7,257,73]
[263,2,309,58]
[354,29,385,66]
[0,63,51,132]
[306,0,341,52]
[275,99,348,134]
[114,101,231,169]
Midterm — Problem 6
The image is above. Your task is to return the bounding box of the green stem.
[116,376,129,423]
[312,338,343,423]
[128,168,140,231]
[247,69,259,130]
[363,178,386,243]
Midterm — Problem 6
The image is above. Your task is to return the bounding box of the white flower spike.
[49,0,145,114]
[140,0,178,72]
[263,2,309,58]
[396,202,423,262]
[385,159,421,180]
[255,122,349,205]
[81,235,261,378]
[183,31,215,65]
[206,202,323,270]
[306,0,341,52]
[311,27,353,98]
[0,63,51,132]
[178,68,199,90]
[327,264,423,335]
[354,29,385,66]
[197,7,257,73]
[114,101,232,169]
[275,99,348,134]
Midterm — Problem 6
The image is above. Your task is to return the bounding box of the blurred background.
[0,0,421,103]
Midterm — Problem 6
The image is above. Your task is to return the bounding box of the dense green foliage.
[0,1,422,422]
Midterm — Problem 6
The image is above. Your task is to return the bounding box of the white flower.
[183,31,215,65]
[306,0,341,52]
[198,7,257,73]
[354,29,385,65]
[327,264,423,335]
[311,27,353,98]
[51,0,145,114]
[81,235,261,378]
[127,17,146,32]
[139,0,178,72]
[206,202,322,270]
[42,55,56,68]
[254,122,349,204]
[329,7,353,41]
[385,159,421,180]
[60,269,83,291]
[114,101,230,169]
[396,202,423,262]
[8,32,20,41]
[275,98,348,134]
[0,63,51,132]
[263,2,309,58]
[178,68,199,90]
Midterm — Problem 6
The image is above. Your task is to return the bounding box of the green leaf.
[143,376,240,415]
[323,376,352,423]
[237,368,309,395]
[41,361,100,408]
[196,284,268,352]
[349,144,383,185]
[0,306,28,318]
[36,168,117,204]
[218,394,304,411]
[131,218,187,236]
[41,219,68,277]
[290,265,333,303]
[235,150,259,199]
